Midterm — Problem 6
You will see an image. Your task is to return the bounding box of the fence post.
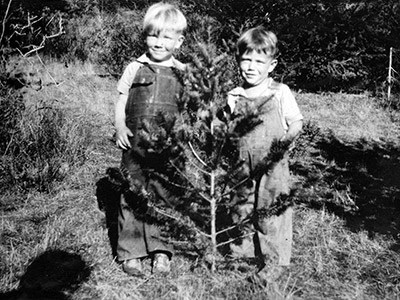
[388,47,392,102]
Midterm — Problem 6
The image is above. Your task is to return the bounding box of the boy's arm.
[115,93,133,150]
[280,119,303,143]
[279,84,303,144]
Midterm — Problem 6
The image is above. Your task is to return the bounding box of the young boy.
[114,2,186,276]
[227,26,303,282]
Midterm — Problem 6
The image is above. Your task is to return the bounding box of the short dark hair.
[237,26,278,59]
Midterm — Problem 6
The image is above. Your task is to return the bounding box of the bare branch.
[215,218,251,236]
[216,232,255,249]
[198,191,212,204]
[187,157,210,176]
[168,159,211,203]
[149,205,211,238]
[35,52,63,87]
[15,12,65,57]
[220,176,250,198]
[188,141,208,167]
[169,159,198,188]
[0,0,12,47]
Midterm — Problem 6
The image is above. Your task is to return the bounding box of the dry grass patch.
[297,92,400,142]
[290,206,400,300]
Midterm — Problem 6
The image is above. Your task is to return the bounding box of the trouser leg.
[117,193,173,261]
[256,207,293,266]
[117,193,148,261]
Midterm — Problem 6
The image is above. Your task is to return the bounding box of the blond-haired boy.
[115,2,186,276]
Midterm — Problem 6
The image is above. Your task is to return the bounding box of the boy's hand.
[279,119,303,150]
[279,134,290,143]
[116,125,133,150]
[280,120,303,143]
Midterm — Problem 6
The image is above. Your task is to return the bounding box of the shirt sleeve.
[226,87,245,112]
[117,61,141,95]
[280,84,303,126]
[172,57,187,71]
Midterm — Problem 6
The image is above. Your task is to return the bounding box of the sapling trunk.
[209,110,217,272]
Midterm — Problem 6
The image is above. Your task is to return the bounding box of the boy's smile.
[239,50,277,88]
[146,30,184,62]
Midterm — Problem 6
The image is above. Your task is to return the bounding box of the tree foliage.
[2,0,400,91]
[4,0,397,92]
[199,0,400,92]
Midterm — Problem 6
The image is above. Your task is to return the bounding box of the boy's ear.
[175,35,185,49]
[268,59,278,72]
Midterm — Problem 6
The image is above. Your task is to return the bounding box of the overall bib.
[230,83,293,266]
[117,63,182,261]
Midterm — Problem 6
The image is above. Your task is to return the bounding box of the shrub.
[52,9,144,75]
[96,10,145,75]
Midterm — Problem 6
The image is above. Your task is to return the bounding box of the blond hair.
[237,26,278,59]
[143,2,187,34]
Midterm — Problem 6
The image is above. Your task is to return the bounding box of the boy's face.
[146,29,184,62]
[239,50,277,87]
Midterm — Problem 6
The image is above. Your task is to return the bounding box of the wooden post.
[210,171,216,272]
[388,47,393,102]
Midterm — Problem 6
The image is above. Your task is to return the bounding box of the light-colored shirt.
[117,54,185,95]
[227,79,303,131]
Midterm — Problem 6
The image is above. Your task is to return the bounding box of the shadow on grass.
[0,249,90,300]
[95,176,120,258]
[292,122,400,247]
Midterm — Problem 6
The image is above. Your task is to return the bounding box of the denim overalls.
[230,82,293,266]
[117,62,182,261]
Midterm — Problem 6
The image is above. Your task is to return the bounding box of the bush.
[52,9,144,75]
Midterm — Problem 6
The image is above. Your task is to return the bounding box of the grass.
[296,91,400,142]
[1,60,400,299]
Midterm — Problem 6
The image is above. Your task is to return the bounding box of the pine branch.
[255,191,296,218]
[251,138,292,180]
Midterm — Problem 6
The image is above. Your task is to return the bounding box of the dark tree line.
[1,0,399,92]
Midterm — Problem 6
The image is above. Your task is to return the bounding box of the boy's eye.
[162,33,174,40]
[240,58,266,65]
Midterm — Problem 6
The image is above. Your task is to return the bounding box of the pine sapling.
[107,41,295,271]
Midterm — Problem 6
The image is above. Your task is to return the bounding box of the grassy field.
[1,60,400,300]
